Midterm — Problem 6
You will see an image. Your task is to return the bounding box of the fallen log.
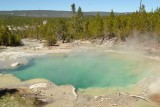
[129,95,150,102]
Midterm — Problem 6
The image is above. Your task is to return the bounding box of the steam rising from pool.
[1,52,148,88]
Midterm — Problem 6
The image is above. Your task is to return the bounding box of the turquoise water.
[1,52,146,88]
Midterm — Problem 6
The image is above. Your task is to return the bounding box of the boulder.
[11,62,21,67]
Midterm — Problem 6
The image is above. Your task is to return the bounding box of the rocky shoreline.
[0,74,160,107]
[0,74,77,107]
[1,38,160,69]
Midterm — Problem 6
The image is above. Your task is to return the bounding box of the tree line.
[1,3,160,46]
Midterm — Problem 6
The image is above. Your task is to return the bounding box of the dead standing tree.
[139,0,143,12]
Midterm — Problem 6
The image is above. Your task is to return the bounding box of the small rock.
[101,99,104,102]
[29,83,47,89]
[94,96,98,99]
[112,104,117,106]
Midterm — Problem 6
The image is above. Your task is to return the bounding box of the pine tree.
[110,9,115,18]
[74,6,84,39]
[77,7,83,18]
[95,13,103,37]
[105,10,115,38]
[84,20,89,38]
[71,3,76,14]
[56,19,68,43]
[45,25,57,46]
[139,4,146,13]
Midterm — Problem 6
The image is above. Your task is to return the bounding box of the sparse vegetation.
[0,92,40,107]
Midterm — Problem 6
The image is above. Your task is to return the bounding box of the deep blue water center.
[1,52,143,88]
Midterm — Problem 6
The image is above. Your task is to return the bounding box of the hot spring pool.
[0,52,152,88]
